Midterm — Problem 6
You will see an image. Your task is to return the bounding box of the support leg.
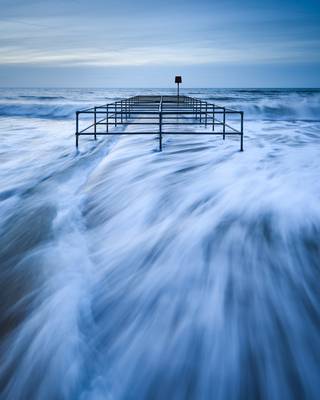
[106,105,109,133]
[159,112,162,151]
[212,105,215,131]
[205,102,207,127]
[94,107,97,140]
[223,109,226,140]
[240,112,244,151]
[76,111,79,147]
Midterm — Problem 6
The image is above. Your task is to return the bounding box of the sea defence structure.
[75,95,244,151]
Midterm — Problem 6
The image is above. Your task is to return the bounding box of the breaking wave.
[205,90,320,120]
[0,88,319,121]
[0,103,77,119]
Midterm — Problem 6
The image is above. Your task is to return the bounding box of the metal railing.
[75,95,244,151]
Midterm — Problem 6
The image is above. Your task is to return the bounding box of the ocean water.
[0,88,320,400]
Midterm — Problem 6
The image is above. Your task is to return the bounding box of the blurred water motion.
[0,88,320,400]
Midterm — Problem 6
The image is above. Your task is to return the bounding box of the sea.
[0,88,320,400]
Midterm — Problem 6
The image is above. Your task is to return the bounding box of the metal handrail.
[75,95,244,151]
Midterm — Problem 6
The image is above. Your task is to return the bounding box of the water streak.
[0,88,320,400]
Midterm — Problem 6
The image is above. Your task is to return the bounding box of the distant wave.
[205,93,320,120]
[0,89,319,121]
[19,95,66,101]
[207,96,241,102]
[0,103,76,119]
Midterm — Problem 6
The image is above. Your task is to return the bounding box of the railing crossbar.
[75,95,244,151]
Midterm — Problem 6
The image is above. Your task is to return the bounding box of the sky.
[0,0,319,87]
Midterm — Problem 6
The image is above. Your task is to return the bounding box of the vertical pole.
[159,96,163,152]
[94,107,97,140]
[212,104,215,131]
[115,102,117,126]
[159,111,162,151]
[121,100,123,123]
[240,112,244,151]
[223,108,226,140]
[76,111,79,147]
[200,101,202,123]
[106,105,109,133]
[205,102,208,127]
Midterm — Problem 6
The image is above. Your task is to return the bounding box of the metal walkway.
[75,95,244,151]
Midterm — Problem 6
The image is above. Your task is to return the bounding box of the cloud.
[0,0,319,86]
[1,38,319,67]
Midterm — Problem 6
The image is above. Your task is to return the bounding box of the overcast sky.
[0,0,319,87]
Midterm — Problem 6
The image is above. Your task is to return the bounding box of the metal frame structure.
[75,95,244,151]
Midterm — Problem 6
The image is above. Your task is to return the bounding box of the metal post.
[205,102,208,127]
[115,102,117,126]
[159,113,162,151]
[106,105,109,133]
[94,107,97,140]
[223,108,226,140]
[76,111,79,147]
[159,96,163,151]
[240,112,244,151]
[212,105,215,131]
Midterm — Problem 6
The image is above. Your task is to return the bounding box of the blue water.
[0,88,320,400]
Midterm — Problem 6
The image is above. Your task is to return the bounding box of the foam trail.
[0,89,320,400]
